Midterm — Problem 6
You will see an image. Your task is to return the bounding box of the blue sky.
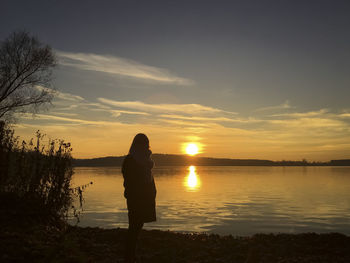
[1,0,350,160]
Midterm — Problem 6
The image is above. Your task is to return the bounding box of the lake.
[70,166,350,236]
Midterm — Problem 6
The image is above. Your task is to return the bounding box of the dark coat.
[122,154,156,223]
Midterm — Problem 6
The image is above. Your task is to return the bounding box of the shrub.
[0,121,76,223]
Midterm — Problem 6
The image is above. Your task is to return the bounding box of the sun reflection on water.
[185,165,201,191]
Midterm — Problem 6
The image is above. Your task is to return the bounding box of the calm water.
[70,166,350,236]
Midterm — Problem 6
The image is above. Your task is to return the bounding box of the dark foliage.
[0,121,75,223]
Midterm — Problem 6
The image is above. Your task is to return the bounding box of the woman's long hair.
[129,133,150,156]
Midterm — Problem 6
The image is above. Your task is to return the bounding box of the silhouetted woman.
[122,133,156,263]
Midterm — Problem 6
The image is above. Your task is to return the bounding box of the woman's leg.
[125,217,144,263]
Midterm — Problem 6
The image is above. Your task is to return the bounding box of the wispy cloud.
[57,51,193,85]
[159,114,260,124]
[35,86,85,102]
[159,119,211,128]
[50,112,78,117]
[21,113,113,126]
[255,100,292,112]
[110,109,149,116]
[271,109,329,118]
[54,90,85,102]
[339,113,350,118]
[269,117,346,128]
[98,98,236,115]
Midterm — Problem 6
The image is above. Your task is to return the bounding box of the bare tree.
[0,30,57,121]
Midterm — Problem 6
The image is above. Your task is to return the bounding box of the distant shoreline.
[73,154,350,167]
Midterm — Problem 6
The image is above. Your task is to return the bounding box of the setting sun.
[185,143,199,156]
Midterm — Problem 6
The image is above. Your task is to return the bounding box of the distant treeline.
[72,154,350,167]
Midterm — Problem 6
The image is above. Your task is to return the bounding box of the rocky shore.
[1,222,350,263]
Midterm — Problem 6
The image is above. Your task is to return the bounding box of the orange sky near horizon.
[13,99,350,162]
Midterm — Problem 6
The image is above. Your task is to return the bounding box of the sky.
[1,0,350,161]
